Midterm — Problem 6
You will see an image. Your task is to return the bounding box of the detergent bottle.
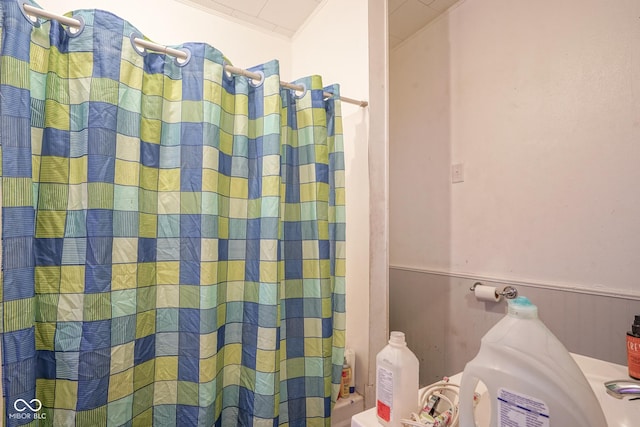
[459,296,607,427]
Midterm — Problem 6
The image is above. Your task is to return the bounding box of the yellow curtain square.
[202,169,219,193]
[227,262,246,283]
[69,157,88,185]
[259,262,278,283]
[137,262,156,287]
[200,262,218,285]
[229,177,248,199]
[115,159,140,186]
[153,380,178,405]
[139,165,159,191]
[109,369,134,401]
[141,118,161,144]
[199,332,218,359]
[35,266,61,294]
[223,344,242,367]
[44,99,70,130]
[139,213,158,238]
[261,176,280,197]
[256,349,276,373]
[54,380,78,410]
[112,263,138,290]
[39,156,68,184]
[163,75,182,102]
[136,310,156,339]
[157,263,180,286]
[158,169,180,192]
[199,356,216,383]
[134,360,155,391]
[120,59,144,88]
[60,266,85,293]
[155,356,178,381]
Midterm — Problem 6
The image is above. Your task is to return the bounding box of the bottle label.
[497,388,549,427]
[629,335,640,379]
[376,365,393,422]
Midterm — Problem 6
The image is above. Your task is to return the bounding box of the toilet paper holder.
[469,282,519,299]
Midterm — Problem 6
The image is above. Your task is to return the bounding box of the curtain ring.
[248,70,265,88]
[20,1,41,27]
[64,15,85,37]
[130,32,147,56]
[292,82,307,99]
[174,47,191,67]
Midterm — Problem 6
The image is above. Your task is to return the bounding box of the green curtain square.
[84,293,112,321]
[90,78,119,105]
[137,287,157,313]
[88,182,115,210]
[139,189,158,214]
[179,285,199,309]
[181,192,202,214]
[76,406,107,426]
[108,395,134,426]
[114,185,139,211]
[177,381,199,406]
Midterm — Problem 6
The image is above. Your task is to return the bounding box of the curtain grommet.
[20,1,41,27]
[174,48,191,67]
[64,15,84,37]
[130,32,147,56]
[222,60,234,81]
[248,70,265,88]
[292,82,307,99]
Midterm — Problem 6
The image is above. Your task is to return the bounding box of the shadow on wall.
[390,269,638,387]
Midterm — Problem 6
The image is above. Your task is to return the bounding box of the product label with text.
[497,388,549,427]
[376,366,393,422]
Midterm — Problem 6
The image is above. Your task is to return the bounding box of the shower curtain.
[0,0,346,425]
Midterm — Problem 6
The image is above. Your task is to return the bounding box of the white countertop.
[351,353,640,427]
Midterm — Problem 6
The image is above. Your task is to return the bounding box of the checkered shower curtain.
[0,1,346,425]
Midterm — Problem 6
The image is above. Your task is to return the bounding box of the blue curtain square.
[4,235,34,268]
[56,321,83,351]
[34,238,64,266]
[87,210,113,237]
[2,267,35,300]
[285,299,303,319]
[77,377,109,410]
[219,152,232,176]
[88,106,118,141]
[180,214,201,238]
[180,167,202,192]
[80,320,112,351]
[181,123,204,147]
[176,404,199,426]
[86,236,113,265]
[42,128,70,157]
[138,237,157,263]
[78,347,111,379]
[238,389,256,424]
[2,146,32,177]
[140,141,160,168]
[180,238,201,261]
[179,260,200,285]
[178,308,200,334]
[177,357,199,382]
[178,332,199,357]
[134,335,156,365]
[3,329,36,365]
[155,331,180,355]
[245,260,259,282]
[2,207,34,238]
[88,154,115,183]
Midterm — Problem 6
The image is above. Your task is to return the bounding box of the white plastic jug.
[459,297,607,427]
[376,331,420,427]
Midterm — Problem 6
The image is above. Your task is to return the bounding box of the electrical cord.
[400,378,461,427]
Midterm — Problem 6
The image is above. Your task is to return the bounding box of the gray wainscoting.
[389,267,639,387]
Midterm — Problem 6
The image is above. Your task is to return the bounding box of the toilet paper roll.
[474,284,502,302]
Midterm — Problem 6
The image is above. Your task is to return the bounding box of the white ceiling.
[179,0,461,46]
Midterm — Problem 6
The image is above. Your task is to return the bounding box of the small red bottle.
[627,315,640,380]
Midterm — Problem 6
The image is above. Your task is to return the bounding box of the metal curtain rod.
[22,4,369,108]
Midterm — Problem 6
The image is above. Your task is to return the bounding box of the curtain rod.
[22,4,369,108]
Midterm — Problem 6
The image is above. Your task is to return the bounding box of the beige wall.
[35,0,292,73]
[390,0,640,297]
[389,0,640,383]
